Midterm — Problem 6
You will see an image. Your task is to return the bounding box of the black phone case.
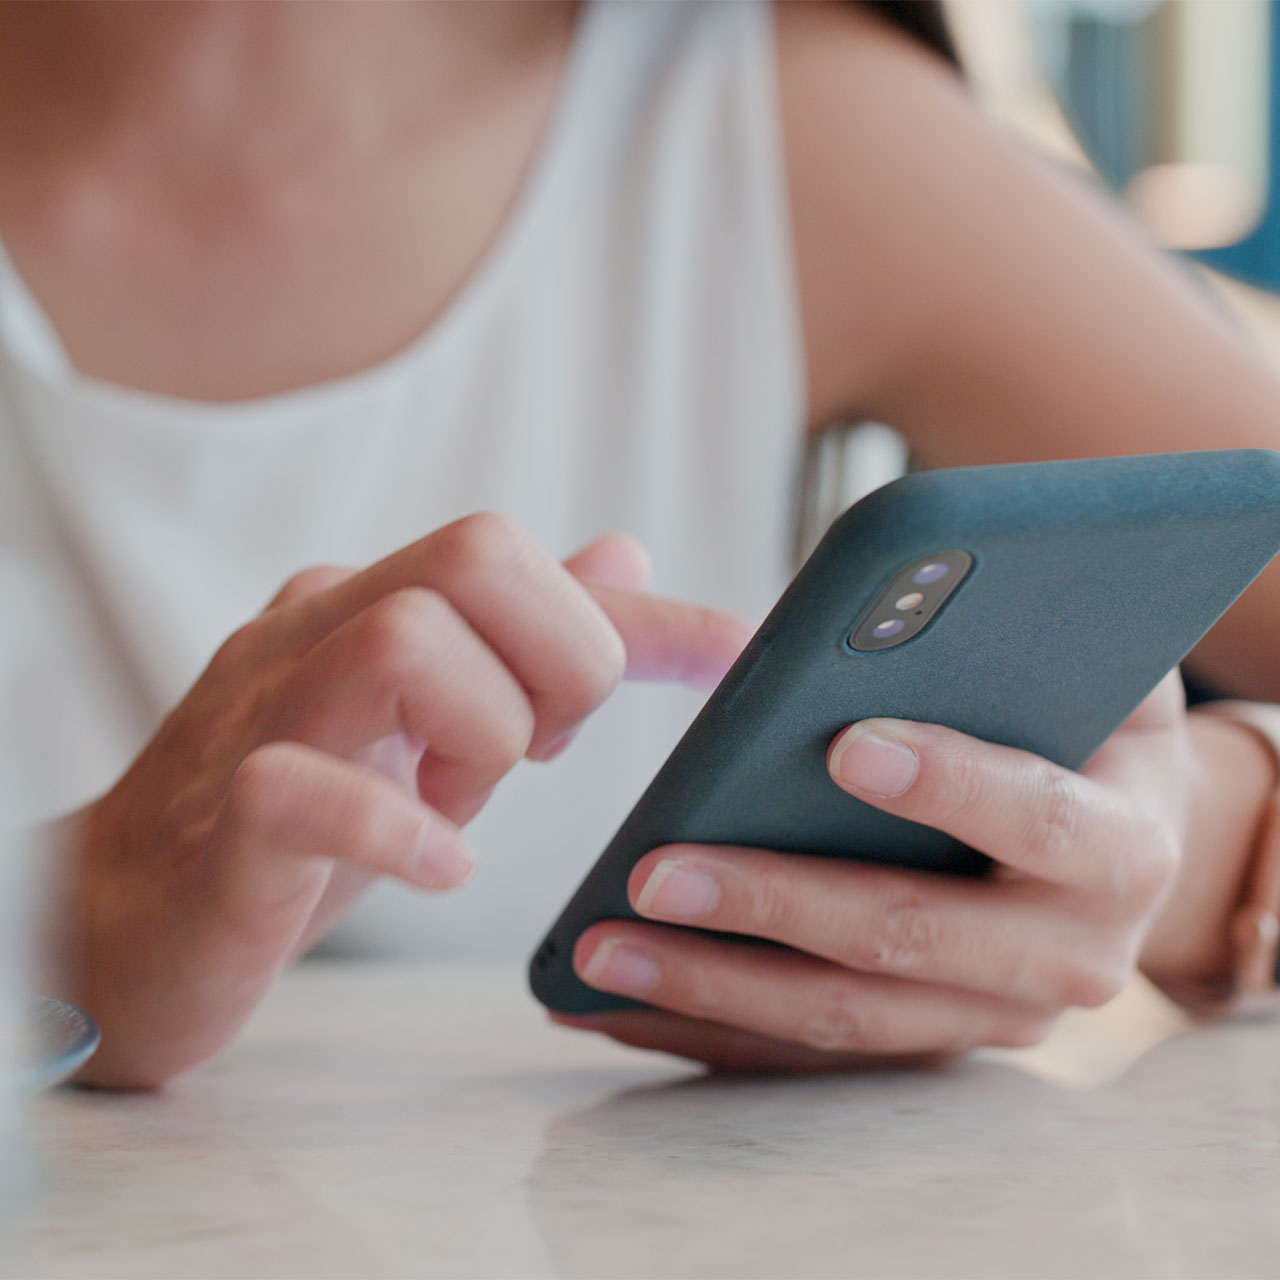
[530,450,1280,1013]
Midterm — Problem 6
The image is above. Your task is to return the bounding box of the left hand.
[561,670,1191,1072]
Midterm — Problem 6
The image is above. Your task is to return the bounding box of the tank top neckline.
[0,0,605,429]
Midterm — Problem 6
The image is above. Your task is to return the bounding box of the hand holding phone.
[534,452,1280,1067]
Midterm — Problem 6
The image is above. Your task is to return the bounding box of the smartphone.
[530,450,1280,1014]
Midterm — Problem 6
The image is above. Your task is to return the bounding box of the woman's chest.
[0,78,565,402]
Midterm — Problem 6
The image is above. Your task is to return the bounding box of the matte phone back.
[530,451,1280,1013]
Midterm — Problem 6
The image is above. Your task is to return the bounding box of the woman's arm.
[778,2,1280,699]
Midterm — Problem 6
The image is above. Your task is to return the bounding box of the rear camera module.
[848,550,973,652]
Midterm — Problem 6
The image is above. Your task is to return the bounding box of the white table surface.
[8,962,1280,1280]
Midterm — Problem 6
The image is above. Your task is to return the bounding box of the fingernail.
[414,817,476,890]
[830,721,919,796]
[635,859,721,921]
[580,938,660,995]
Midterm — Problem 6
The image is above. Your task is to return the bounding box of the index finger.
[273,514,626,757]
[591,584,754,693]
[278,516,753,697]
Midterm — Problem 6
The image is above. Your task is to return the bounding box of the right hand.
[55,514,751,1087]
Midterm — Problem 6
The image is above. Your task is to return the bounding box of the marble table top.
[8,962,1280,1279]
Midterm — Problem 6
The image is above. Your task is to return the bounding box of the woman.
[4,0,1279,1086]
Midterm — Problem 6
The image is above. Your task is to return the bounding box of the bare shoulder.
[772,2,1014,430]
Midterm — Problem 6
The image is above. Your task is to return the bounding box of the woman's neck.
[0,0,582,401]
[0,1,576,173]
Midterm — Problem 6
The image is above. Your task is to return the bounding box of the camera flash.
[895,592,925,611]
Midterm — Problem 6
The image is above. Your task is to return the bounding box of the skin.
[2,1,1278,1084]
[0,2,580,399]
[61,521,751,1087]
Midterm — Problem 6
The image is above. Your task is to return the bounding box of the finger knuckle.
[432,511,536,581]
[849,890,946,976]
[932,741,987,825]
[209,620,265,675]
[358,588,447,672]
[1021,769,1086,869]
[741,871,801,936]
[797,982,867,1052]
[224,743,300,834]
[682,966,734,1021]
[574,627,628,714]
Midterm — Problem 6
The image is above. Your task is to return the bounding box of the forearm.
[1140,711,1277,988]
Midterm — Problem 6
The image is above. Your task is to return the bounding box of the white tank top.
[0,0,804,958]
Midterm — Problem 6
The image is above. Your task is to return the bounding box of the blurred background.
[951,0,1280,357]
